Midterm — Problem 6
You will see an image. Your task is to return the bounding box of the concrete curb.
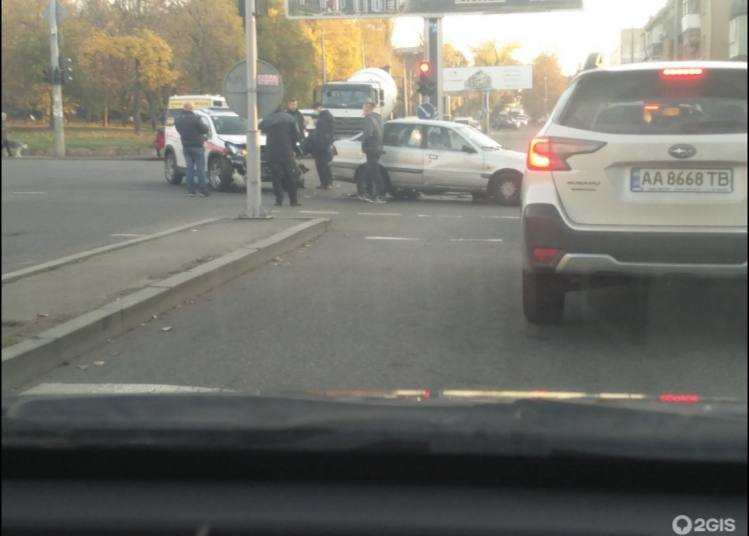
[1,218,329,394]
[2,218,222,284]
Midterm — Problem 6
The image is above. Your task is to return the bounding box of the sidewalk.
[2,217,329,393]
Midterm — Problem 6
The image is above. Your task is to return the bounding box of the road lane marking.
[365,236,420,241]
[417,214,432,218]
[357,212,402,217]
[22,383,228,395]
[299,210,340,215]
[481,215,520,220]
[110,233,147,238]
[10,191,46,195]
[435,214,463,219]
[449,238,504,243]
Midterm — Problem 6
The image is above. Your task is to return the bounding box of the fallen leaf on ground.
[37,313,49,318]
[77,365,89,370]
[161,326,173,332]
[93,361,105,367]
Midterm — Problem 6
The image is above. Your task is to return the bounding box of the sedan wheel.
[490,173,521,206]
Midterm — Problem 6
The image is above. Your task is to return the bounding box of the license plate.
[631,168,734,194]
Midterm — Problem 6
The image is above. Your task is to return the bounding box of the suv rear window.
[558,69,748,135]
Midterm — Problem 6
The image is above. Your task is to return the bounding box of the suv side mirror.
[462,145,476,154]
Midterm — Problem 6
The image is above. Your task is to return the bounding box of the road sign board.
[286,0,582,19]
[416,102,437,119]
[224,60,284,120]
[443,65,533,93]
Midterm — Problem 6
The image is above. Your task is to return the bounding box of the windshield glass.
[455,124,500,148]
[1,0,746,474]
[211,115,248,136]
[322,85,376,109]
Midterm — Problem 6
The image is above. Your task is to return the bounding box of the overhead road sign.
[285,0,583,19]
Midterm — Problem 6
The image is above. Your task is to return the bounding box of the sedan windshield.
[455,124,501,149]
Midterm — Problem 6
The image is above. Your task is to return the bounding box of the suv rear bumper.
[523,204,748,278]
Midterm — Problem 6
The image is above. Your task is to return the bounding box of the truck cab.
[320,68,398,139]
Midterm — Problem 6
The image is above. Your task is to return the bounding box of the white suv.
[522,62,748,324]
[164,107,272,192]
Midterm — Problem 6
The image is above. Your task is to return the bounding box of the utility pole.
[47,0,65,157]
[423,17,444,118]
[242,0,268,219]
[543,73,548,116]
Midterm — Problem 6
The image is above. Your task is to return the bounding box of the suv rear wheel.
[523,271,566,324]
[164,151,184,185]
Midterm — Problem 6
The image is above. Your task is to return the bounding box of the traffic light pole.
[47,0,65,158]
[424,17,443,118]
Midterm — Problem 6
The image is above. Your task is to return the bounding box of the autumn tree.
[522,52,567,120]
[79,30,177,131]
[1,0,61,119]
[443,44,468,68]
[257,1,318,105]
[163,0,245,95]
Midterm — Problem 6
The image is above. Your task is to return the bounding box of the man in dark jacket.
[360,101,386,204]
[312,104,335,189]
[175,102,210,197]
[260,107,302,207]
[287,99,306,140]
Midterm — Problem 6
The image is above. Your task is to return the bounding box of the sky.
[392,0,668,75]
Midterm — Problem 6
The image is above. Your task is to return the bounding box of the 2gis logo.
[672,515,736,535]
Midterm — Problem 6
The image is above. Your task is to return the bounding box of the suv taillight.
[527,137,606,172]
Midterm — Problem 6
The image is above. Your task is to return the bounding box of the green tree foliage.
[1,0,55,116]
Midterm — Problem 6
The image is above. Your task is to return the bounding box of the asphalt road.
[14,168,746,398]
[5,152,746,399]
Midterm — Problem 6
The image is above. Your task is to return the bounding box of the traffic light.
[417,60,435,96]
[59,56,73,85]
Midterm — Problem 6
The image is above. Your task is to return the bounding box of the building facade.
[642,0,738,61]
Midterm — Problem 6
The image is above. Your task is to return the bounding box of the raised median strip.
[2,217,223,284]
[1,218,329,394]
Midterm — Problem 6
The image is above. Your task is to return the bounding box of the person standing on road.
[360,101,386,204]
[312,104,335,190]
[261,106,302,207]
[175,102,210,197]
[286,99,306,140]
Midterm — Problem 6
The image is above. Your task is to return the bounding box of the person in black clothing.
[286,99,306,140]
[312,104,335,189]
[361,101,386,204]
[174,102,210,197]
[260,107,302,207]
